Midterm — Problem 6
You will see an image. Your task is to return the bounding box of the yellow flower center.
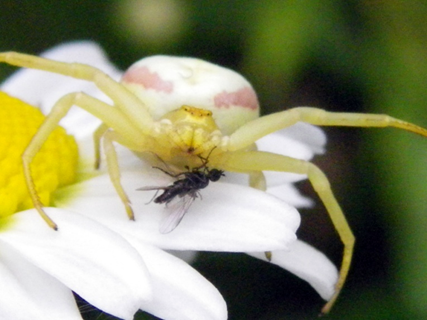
[0,92,78,218]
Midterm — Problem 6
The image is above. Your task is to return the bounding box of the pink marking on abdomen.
[214,87,259,110]
[122,66,173,93]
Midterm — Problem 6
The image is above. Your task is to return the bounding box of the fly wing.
[159,192,197,234]
[137,186,168,191]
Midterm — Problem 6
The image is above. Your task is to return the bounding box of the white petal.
[0,241,82,320]
[248,240,338,300]
[267,183,314,208]
[256,122,326,186]
[56,172,300,252]
[130,239,227,320]
[166,250,198,264]
[258,122,326,156]
[256,124,321,161]
[0,208,152,320]
[41,41,121,75]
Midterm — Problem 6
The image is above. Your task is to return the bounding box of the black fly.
[139,154,224,233]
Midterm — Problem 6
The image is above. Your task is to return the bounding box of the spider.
[1,51,427,314]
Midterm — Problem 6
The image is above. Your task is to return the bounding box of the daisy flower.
[0,92,151,320]
[1,41,338,319]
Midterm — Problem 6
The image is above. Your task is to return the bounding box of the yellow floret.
[0,92,78,218]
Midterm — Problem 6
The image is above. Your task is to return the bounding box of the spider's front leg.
[21,92,142,229]
[228,106,427,151]
[0,51,154,131]
[211,150,354,314]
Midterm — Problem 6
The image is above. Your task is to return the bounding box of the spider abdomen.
[121,55,260,135]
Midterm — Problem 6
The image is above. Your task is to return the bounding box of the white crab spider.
[1,51,427,314]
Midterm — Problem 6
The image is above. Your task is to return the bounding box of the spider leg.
[0,51,154,132]
[249,171,267,191]
[21,92,143,228]
[229,106,427,150]
[244,144,267,191]
[152,166,186,178]
[94,123,109,169]
[102,130,134,220]
[211,150,355,314]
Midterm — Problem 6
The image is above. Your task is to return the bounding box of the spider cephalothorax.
[147,105,225,170]
[2,50,427,314]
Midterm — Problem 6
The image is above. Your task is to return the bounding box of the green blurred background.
[1,1,427,319]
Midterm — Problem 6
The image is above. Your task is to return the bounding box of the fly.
[139,154,224,233]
